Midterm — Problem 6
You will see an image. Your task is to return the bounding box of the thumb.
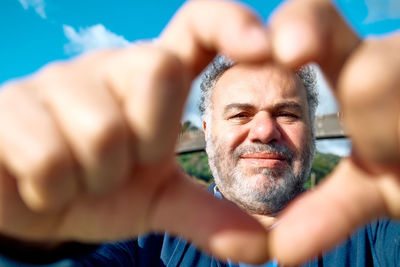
[148,166,271,265]
[269,0,360,86]
[268,158,386,266]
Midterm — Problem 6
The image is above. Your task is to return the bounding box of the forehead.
[212,63,308,109]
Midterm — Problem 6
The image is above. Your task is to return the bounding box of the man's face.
[204,63,314,215]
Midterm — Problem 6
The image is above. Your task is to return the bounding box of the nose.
[248,111,281,144]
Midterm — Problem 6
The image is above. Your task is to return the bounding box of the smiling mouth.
[240,152,287,168]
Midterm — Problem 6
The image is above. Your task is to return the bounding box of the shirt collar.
[213,185,223,199]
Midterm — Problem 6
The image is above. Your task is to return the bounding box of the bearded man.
[201,57,317,220]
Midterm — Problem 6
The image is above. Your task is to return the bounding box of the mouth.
[240,152,287,168]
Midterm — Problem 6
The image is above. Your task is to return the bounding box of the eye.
[276,112,300,122]
[278,112,298,118]
[227,112,252,123]
[231,113,248,118]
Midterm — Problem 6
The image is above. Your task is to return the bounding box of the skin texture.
[0,1,273,265]
[0,0,399,266]
[204,63,313,216]
[264,0,400,265]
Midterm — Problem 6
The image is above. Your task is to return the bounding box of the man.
[199,57,400,266]
[201,57,317,218]
[1,0,400,266]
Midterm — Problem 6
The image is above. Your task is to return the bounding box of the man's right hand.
[0,1,273,265]
[264,0,400,265]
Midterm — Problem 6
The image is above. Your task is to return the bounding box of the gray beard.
[206,135,314,215]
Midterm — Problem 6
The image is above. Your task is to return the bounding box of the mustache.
[233,142,294,163]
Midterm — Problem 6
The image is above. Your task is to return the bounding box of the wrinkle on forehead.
[212,62,308,112]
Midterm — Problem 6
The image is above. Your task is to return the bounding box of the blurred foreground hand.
[0,0,400,265]
[0,0,273,264]
[265,0,400,265]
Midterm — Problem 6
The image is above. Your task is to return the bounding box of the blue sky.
[1,0,400,155]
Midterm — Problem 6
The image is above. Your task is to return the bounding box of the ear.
[202,121,207,141]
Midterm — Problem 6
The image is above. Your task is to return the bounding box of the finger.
[148,166,270,265]
[101,44,190,162]
[0,164,62,240]
[268,158,387,266]
[160,0,270,76]
[0,84,79,211]
[51,163,270,265]
[32,56,131,194]
[337,35,400,168]
[269,0,360,85]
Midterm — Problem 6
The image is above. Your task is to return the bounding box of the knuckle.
[123,45,189,103]
[144,47,189,96]
[39,61,70,80]
[23,143,70,182]
[18,146,76,212]
[36,51,116,86]
[83,110,126,155]
[32,62,72,94]
[79,111,129,193]
[140,45,185,80]
[19,179,54,212]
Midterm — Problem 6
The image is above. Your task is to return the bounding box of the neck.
[213,184,279,229]
[251,214,278,230]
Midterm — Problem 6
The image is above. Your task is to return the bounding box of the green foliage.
[178,150,341,187]
[305,152,341,188]
[177,151,213,183]
[182,121,199,132]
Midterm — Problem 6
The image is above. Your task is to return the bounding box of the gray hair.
[199,56,318,136]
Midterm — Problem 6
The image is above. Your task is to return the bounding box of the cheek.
[215,125,247,153]
[282,124,312,175]
[282,124,310,153]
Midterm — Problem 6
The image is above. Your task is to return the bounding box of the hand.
[264,0,400,265]
[0,0,273,264]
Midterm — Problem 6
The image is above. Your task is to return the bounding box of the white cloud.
[18,0,46,19]
[63,24,130,55]
[364,0,400,23]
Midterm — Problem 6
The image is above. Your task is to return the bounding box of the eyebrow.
[273,101,303,113]
[223,103,255,116]
[223,101,304,116]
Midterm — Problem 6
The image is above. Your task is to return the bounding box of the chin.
[238,175,273,194]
